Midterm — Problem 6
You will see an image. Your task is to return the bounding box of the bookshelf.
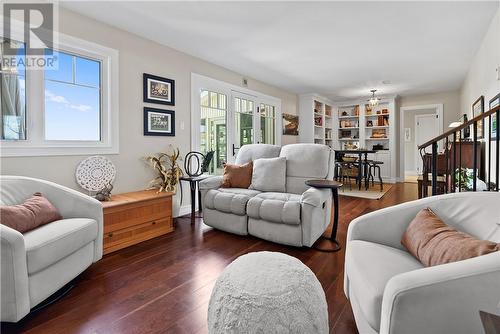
[299,94,336,147]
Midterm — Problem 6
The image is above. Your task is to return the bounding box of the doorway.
[400,104,443,182]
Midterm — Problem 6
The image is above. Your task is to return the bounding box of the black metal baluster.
[473,121,477,191]
[452,132,456,193]
[496,108,499,191]
[445,137,449,193]
[458,131,462,192]
[488,114,492,190]
[432,142,438,195]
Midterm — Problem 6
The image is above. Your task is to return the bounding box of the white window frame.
[0,22,119,157]
[191,73,281,163]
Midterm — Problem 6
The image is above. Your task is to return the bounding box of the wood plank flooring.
[2,183,418,334]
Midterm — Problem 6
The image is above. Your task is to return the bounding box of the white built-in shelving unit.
[299,94,336,147]
[299,94,398,183]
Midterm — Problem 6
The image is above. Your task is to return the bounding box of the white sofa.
[344,192,500,334]
[199,144,334,247]
[1,176,103,322]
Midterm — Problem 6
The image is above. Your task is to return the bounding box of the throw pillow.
[0,193,63,233]
[401,207,500,267]
[221,162,253,188]
[250,157,286,192]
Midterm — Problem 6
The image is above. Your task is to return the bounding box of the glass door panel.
[259,103,276,145]
[232,93,255,157]
[200,89,227,174]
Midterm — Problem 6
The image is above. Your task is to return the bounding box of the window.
[44,50,101,141]
[0,28,118,157]
[1,39,26,140]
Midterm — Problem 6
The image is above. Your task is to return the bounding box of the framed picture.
[282,113,299,136]
[144,107,175,136]
[472,96,484,139]
[143,73,175,105]
[489,93,499,140]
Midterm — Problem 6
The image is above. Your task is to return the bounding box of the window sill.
[0,144,119,157]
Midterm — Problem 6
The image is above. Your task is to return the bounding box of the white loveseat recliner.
[1,176,103,322]
[344,192,500,334]
[199,143,334,247]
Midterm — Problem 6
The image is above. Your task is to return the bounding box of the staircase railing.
[417,105,499,196]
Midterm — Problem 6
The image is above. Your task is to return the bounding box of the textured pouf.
[207,251,328,334]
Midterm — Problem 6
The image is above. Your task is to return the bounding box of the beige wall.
[0,8,298,215]
[460,8,499,185]
[397,90,461,178]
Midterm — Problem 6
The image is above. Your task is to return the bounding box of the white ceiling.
[61,1,499,100]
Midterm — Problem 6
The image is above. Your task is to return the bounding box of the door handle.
[232,144,240,156]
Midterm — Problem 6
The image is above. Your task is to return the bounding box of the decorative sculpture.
[95,183,113,201]
[184,151,215,177]
[146,146,183,193]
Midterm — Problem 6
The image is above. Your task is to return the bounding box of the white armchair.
[344,192,500,334]
[1,176,103,322]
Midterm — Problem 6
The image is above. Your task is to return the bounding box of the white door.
[415,114,440,173]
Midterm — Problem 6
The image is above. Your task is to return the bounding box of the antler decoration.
[145,146,183,193]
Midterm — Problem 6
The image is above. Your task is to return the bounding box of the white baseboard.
[176,204,194,218]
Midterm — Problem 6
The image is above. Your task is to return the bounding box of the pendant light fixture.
[368,89,380,106]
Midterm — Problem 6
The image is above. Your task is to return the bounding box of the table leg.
[189,181,196,222]
[358,153,363,190]
[197,181,202,213]
[314,188,341,252]
[364,153,369,190]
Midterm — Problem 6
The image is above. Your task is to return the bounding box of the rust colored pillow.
[221,162,253,188]
[0,193,62,233]
[401,208,500,267]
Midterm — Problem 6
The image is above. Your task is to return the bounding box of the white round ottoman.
[207,251,328,334]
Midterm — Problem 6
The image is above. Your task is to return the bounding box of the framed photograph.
[143,73,175,105]
[489,93,499,140]
[144,108,175,136]
[282,113,299,136]
[472,96,484,139]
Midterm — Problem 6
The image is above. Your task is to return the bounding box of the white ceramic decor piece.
[208,251,328,334]
[76,156,116,192]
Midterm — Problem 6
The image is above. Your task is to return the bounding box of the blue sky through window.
[44,50,101,141]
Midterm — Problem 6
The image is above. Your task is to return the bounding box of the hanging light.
[368,89,380,106]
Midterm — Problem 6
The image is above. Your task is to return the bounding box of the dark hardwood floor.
[2,183,418,334]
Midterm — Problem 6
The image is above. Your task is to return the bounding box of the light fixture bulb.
[368,89,379,106]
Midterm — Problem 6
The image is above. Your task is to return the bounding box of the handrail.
[418,105,500,150]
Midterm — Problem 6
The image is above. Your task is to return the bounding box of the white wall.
[460,8,500,185]
[0,8,298,215]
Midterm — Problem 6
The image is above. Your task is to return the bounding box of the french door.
[193,74,281,175]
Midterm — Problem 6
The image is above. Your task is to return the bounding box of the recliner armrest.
[300,187,330,208]
[1,225,29,322]
[199,176,223,190]
[380,251,500,334]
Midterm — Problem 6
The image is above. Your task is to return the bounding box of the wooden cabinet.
[102,190,174,255]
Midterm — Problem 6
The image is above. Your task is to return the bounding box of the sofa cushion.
[401,207,500,267]
[235,144,281,165]
[24,218,98,274]
[247,192,301,225]
[221,162,253,188]
[346,240,423,331]
[250,157,286,192]
[205,188,261,216]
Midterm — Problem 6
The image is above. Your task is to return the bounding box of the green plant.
[454,167,473,191]
[146,146,183,193]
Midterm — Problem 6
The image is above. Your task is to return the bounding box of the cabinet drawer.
[104,197,172,233]
[103,217,173,254]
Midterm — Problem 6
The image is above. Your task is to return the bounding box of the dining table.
[334,149,376,190]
